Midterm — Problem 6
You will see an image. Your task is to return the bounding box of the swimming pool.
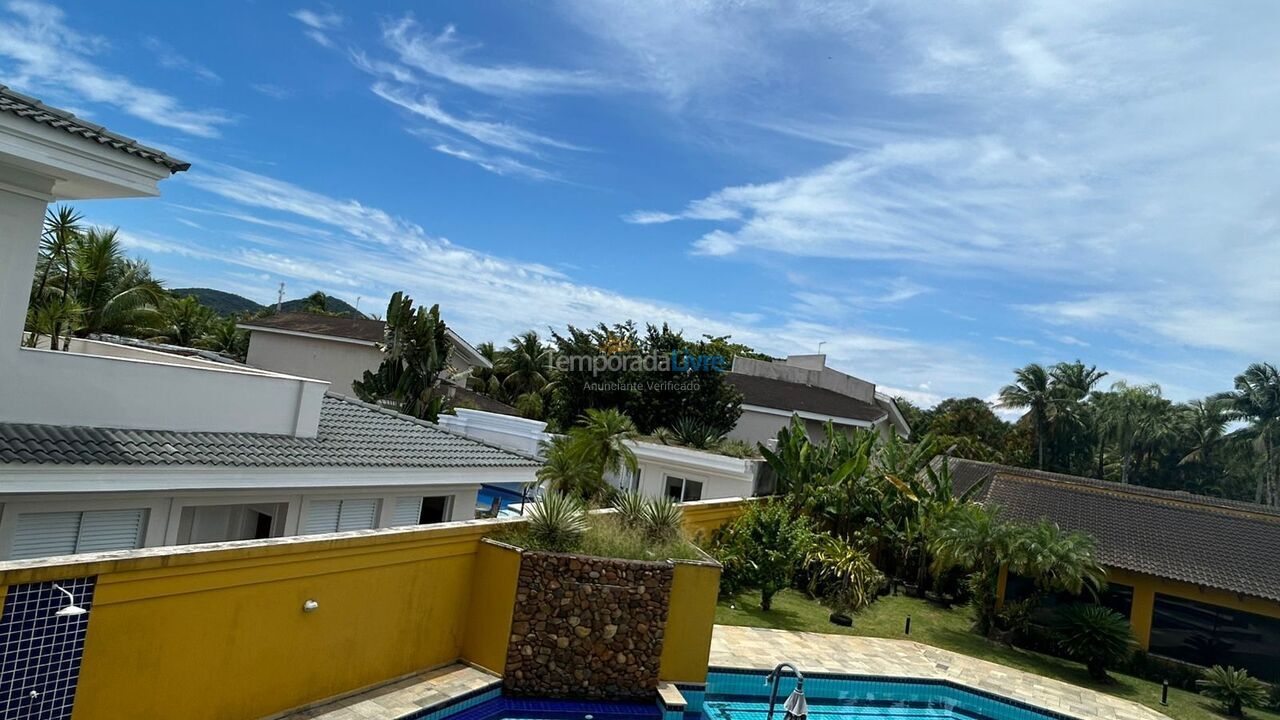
[415,670,1077,720]
[688,670,1076,720]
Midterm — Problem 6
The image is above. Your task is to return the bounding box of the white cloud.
[144,37,220,84]
[432,143,557,181]
[251,83,294,100]
[616,1,1280,367]
[0,1,231,137]
[369,81,583,155]
[381,17,608,96]
[291,8,344,47]
[162,162,1008,400]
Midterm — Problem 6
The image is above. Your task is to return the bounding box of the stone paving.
[274,664,499,720]
[710,626,1172,720]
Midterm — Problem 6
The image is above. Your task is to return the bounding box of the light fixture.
[303,599,319,613]
[52,584,87,617]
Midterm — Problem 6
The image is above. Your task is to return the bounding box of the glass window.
[683,479,703,501]
[1149,594,1280,682]
[665,476,685,500]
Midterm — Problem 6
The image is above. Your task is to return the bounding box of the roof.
[240,313,491,368]
[939,457,1280,603]
[443,385,522,417]
[726,372,887,424]
[0,394,539,469]
[240,312,383,342]
[0,86,190,172]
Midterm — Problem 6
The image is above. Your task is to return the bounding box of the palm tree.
[1217,363,1280,505]
[1179,398,1229,468]
[1013,519,1106,598]
[928,503,1021,634]
[28,206,83,349]
[536,436,598,499]
[153,295,214,347]
[999,364,1055,469]
[1097,381,1169,484]
[71,228,165,337]
[1051,361,1108,400]
[467,341,507,399]
[566,408,639,500]
[499,331,554,415]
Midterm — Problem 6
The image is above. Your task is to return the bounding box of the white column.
[0,172,53,356]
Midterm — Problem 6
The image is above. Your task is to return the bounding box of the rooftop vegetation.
[493,491,704,562]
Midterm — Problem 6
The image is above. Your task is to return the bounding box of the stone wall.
[503,551,674,699]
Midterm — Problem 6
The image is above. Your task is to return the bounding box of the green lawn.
[716,590,1280,720]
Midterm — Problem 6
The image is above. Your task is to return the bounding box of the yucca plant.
[1197,665,1270,717]
[805,533,885,612]
[671,416,722,449]
[1053,604,1135,680]
[642,496,685,541]
[613,491,649,527]
[525,493,588,553]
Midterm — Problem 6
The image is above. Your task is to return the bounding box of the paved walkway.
[275,664,499,720]
[710,626,1171,720]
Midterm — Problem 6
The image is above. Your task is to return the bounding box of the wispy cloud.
[251,83,294,100]
[143,37,220,84]
[291,7,344,48]
[369,81,584,155]
[382,17,608,96]
[431,142,557,181]
[0,1,232,137]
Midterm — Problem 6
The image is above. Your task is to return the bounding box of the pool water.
[693,671,1072,720]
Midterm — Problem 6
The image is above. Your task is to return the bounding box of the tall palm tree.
[29,206,83,349]
[1217,363,1280,505]
[467,341,507,399]
[1051,361,1108,400]
[999,364,1054,469]
[499,331,554,419]
[567,408,639,498]
[71,228,165,337]
[1179,398,1229,468]
[1097,381,1168,484]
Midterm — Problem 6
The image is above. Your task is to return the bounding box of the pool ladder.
[764,663,808,720]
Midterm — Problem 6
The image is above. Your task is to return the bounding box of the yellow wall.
[0,500,746,720]
[1105,567,1280,649]
[659,560,723,684]
[462,539,523,674]
[681,497,752,540]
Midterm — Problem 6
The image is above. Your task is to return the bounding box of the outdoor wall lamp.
[303,599,319,613]
[52,583,87,617]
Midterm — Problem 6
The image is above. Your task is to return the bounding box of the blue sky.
[3,0,1278,407]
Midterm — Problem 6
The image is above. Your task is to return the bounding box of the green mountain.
[170,288,367,318]
[170,288,263,316]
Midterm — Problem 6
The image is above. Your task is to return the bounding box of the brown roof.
[443,386,522,417]
[240,313,383,343]
[940,457,1280,603]
[726,373,887,424]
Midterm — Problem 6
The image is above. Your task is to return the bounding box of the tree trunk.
[1121,447,1132,484]
[1096,438,1105,480]
[760,587,773,611]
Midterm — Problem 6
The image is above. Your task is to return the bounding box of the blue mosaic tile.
[0,576,95,720]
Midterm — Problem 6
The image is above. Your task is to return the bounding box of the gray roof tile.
[0,85,190,172]
[0,394,539,470]
[937,457,1280,603]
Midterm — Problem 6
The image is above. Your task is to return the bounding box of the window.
[302,498,378,534]
[663,476,704,502]
[10,509,147,560]
[1149,594,1280,682]
[390,496,452,526]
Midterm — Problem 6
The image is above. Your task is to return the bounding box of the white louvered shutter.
[11,511,82,559]
[390,497,423,527]
[302,500,342,534]
[336,499,378,531]
[76,509,146,553]
[10,509,146,560]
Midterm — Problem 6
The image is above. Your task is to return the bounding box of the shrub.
[1197,665,1270,717]
[613,491,650,527]
[1052,604,1135,681]
[804,534,884,612]
[671,416,723,449]
[642,496,684,541]
[525,492,588,553]
[710,500,814,610]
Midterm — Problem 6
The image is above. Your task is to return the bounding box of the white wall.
[437,409,547,458]
[0,482,483,560]
[245,330,383,395]
[615,441,758,501]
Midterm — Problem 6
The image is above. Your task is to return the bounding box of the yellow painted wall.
[462,539,522,674]
[994,563,1280,649]
[1105,567,1280,649]
[681,497,752,540]
[660,560,722,684]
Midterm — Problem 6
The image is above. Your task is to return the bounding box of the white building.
[239,312,493,399]
[0,87,538,560]
[726,354,911,443]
